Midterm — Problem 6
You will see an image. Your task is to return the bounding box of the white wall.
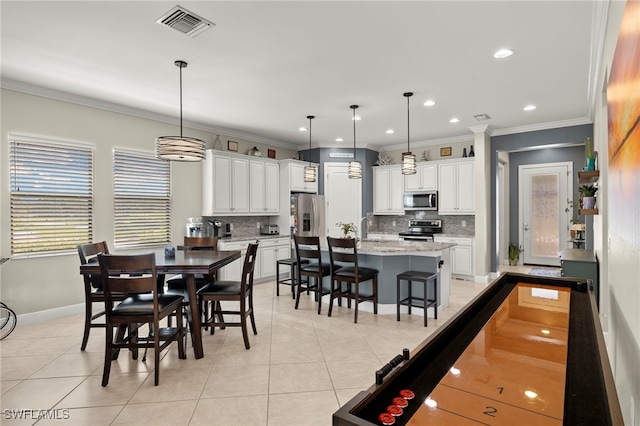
[593,1,639,424]
[0,89,294,317]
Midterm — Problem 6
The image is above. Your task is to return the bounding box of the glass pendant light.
[304,115,316,182]
[348,105,362,179]
[401,92,417,175]
[155,60,206,161]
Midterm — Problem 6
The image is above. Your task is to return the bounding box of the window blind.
[9,137,94,256]
[113,148,171,248]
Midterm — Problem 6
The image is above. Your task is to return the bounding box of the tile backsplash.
[368,213,475,236]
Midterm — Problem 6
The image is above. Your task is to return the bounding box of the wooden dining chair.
[98,252,186,386]
[165,236,219,327]
[197,242,259,349]
[293,236,338,314]
[327,236,379,323]
[77,241,126,351]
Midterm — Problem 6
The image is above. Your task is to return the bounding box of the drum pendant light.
[155,60,206,161]
[304,115,316,182]
[348,105,362,179]
[401,92,416,175]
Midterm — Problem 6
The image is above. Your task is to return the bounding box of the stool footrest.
[398,296,437,309]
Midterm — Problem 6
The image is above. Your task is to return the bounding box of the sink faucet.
[357,216,368,248]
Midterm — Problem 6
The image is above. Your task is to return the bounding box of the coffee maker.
[204,220,231,238]
[186,217,203,237]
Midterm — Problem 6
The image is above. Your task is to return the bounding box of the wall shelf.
[578,170,600,184]
[580,208,599,215]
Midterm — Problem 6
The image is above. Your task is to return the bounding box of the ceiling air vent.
[156,5,214,38]
[473,113,491,121]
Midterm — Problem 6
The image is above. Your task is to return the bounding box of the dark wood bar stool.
[396,270,438,326]
[276,257,310,299]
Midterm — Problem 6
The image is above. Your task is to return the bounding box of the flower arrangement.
[336,222,357,238]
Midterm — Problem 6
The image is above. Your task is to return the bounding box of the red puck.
[399,389,415,400]
[387,405,403,416]
[378,412,396,425]
[392,397,408,408]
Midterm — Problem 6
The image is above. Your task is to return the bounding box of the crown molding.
[1,79,300,151]
[490,117,593,136]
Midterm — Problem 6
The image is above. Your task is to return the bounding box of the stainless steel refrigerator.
[290,193,325,239]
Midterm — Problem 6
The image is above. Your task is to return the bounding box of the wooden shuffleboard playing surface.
[407,283,570,425]
[333,273,623,426]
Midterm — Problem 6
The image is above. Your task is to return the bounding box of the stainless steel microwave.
[403,191,438,211]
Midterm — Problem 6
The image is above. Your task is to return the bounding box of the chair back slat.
[240,242,260,292]
[184,236,218,251]
[77,241,110,289]
[98,253,157,296]
[294,236,325,273]
[327,237,358,268]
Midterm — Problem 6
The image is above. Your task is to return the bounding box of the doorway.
[324,162,362,238]
[518,162,572,266]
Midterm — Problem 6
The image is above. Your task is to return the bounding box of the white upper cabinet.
[289,162,318,193]
[250,159,279,214]
[203,150,278,216]
[437,158,475,215]
[373,165,404,215]
[404,162,438,192]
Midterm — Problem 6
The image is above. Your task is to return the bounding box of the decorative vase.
[583,196,596,209]
[469,145,475,157]
[509,258,518,266]
[213,135,223,150]
[462,148,467,158]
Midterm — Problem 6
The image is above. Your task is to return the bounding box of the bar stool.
[396,270,438,326]
[276,258,310,299]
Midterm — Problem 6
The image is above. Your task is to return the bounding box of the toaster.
[260,224,279,235]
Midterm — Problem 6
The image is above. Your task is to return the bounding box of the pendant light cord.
[179,64,183,138]
[307,115,314,164]
[406,95,410,151]
[351,105,358,158]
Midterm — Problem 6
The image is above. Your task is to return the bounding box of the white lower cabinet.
[434,236,474,279]
[218,237,290,281]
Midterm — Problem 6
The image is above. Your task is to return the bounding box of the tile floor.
[0,268,537,426]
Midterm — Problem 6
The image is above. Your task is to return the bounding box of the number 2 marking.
[483,406,498,417]
[497,387,504,394]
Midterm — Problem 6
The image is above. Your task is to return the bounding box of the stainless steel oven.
[398,219,442,241]
[403,191,438,211]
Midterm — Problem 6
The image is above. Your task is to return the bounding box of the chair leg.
[373,276,378,315]
[81,300,92,351]
[154,331,160,386]
[295,274,303,309]
[290,264,296,299]
[102,324,114,387]
[353,282,359,323]
[397,277,401,322]
[328,279,335,317]
[317,278,323,315]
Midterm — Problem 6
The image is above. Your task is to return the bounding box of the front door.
[519,162,572,266]
[324,162,362,238]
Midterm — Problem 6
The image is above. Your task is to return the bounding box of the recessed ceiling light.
[352,116,362,121]
[335,137,343,142]
[449,118,460,123]
[299,127,308,132]
[524,105,537,111]
[493,49,514,59]
[424,100,436,107]
[386,129,395,134]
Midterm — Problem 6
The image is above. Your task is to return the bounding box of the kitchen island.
[321,239,456,316]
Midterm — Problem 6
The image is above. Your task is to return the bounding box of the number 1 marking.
[497,387,504,394]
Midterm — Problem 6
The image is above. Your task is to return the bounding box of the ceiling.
[1,1,604,151]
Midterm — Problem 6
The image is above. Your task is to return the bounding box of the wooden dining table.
[80,249,241,359]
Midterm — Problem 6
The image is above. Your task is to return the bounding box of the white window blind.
[113,148,171,248]
[9,137,94,256]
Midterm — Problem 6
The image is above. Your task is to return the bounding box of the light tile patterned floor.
[0,274,523,426]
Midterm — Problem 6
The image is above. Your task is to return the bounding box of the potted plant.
[337,222,357,238]
[508,243,523,266]
[579,184,598,209]
[565,200,585,238]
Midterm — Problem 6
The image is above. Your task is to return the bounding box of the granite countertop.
[436,234,475,238]
[357,239,455,254]
[218,233,289,242]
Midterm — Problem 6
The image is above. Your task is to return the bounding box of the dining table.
[80,248,241,359]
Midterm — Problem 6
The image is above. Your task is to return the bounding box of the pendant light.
[304,115,316,182]
[348,105,362,179]
[401,92,416,175]
[155,60,206,161]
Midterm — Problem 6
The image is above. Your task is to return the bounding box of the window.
[113,148,171,248]
[9,136,94,256]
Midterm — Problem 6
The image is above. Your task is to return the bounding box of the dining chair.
[326,236,379,323]
[165,236,219,328]
[98,252,186,386]
[77,241,126,351]
[197,242,259,349]
[293,236,337,315]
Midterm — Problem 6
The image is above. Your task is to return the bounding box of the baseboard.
[17,303,84,326]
